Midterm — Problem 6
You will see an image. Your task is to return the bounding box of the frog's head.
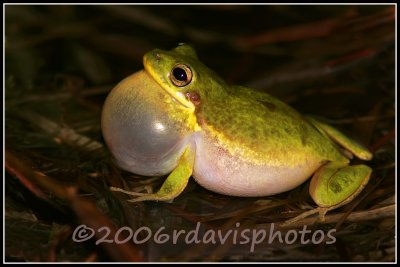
[101,44,224,176]
[143,43,227,111]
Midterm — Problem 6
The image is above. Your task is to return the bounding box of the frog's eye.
[170,64,192,87]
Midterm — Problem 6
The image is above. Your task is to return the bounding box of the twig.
[13,110,103,152]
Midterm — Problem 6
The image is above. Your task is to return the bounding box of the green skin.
[103,44,372,211]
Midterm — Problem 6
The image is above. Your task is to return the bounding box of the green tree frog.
[101,44,372,215]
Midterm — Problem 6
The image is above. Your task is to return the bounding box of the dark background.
[5,4,395,262]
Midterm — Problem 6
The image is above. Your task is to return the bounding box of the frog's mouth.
[143,56,195,112]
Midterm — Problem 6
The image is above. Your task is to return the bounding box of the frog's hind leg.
[111,145,195,202]
[281,161,372,227]
[306,116,373,161]
[309,161,372,210]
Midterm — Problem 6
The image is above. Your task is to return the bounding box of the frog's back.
[192,85,349,197]
[198,85,347,167]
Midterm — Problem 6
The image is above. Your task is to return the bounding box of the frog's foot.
[309,161,372,210]
[279,208,320,228]
[279,207,332,228]
[110,146,195,202]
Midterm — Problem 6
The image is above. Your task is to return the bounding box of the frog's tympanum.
[101,44,372,215]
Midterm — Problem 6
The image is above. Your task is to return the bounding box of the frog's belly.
[192,132,323,197]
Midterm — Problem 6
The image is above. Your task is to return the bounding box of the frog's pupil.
[173,67,187,81]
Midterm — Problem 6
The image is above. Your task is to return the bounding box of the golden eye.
[170,64,192,87]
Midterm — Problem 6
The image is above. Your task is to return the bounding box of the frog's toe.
[309,162,372,208]
[127,193,175,202]
[111,187,177,202]
[110,186,148,196]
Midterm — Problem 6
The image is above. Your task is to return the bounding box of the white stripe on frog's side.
[192,131,323,197]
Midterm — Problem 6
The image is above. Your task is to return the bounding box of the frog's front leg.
[111,145,195,202]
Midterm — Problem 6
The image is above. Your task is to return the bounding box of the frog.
[101,43,373,219]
